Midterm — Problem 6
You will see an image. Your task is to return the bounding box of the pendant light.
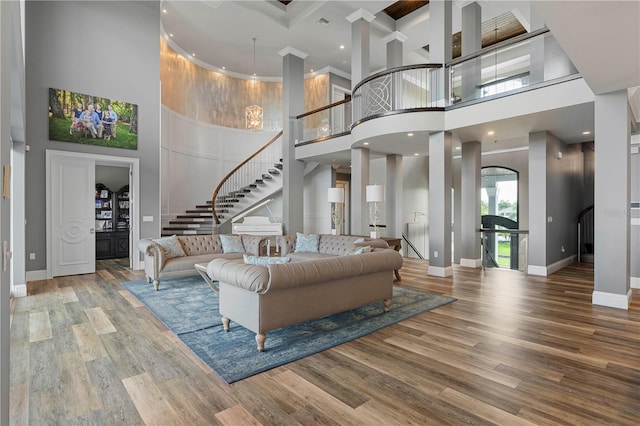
[246,37,263,130]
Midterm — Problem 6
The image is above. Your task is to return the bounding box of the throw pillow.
[220,235,245,253]
[153,235,186,259]
[295,232,319,253]
[348,245,372,255]
[243,254,291,267]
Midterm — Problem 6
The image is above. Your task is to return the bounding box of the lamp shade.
[327,187,344,203]
[366,184,385,202]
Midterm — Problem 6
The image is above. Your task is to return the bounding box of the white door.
[50,154,95,276]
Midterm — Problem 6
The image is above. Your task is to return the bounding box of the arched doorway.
[481,167,519,269]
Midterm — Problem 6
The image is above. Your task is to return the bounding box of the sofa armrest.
[276,235,296,255]
[136,238,166,280]
[207,258,270,292]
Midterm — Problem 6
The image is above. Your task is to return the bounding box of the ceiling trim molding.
[278,46,308,59]
[382,31,408,44]
[346,9,376,24]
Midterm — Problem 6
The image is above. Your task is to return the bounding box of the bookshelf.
[95,183,129,259]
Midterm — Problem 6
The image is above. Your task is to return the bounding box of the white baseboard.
[527,255,576,276]
[631,277,640,289]
[12,284,27,297]
[592,290,632,310]
[460,258,482,268]
[428,265,453,277]
[527,265,548,276]
[26,270,47,282]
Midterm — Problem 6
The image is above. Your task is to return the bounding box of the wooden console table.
[379,237,402,281]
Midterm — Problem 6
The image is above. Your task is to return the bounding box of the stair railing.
[211,130,283,224]
[401,232,425,259]
[576,205,594,263]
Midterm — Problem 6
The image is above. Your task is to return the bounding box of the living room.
[1,1,639,424]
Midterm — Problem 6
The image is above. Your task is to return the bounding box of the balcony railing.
[296,99,351,145]
[449,28,578,105]
[295,28,580,144]
[352,64,444,126]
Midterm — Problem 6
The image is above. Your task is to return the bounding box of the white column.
[528,131,548,275]
[386,154,403,238]
[351,147,370,236]
[346,9,375,88]
[461,2,481,101]
[594,90,631,309]
[428,131,453,277]
[460,141,482,267]
[428,0,452,106]
[382,31,407,69]
[279,47,307,235]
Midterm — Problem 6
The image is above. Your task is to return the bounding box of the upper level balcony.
[295,29,593,162]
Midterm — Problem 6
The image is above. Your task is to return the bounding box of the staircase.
[161,131,283,236]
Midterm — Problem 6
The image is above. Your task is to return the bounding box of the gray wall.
[545,134,583,264]
[25,0,160,271]
[96,166,129,193]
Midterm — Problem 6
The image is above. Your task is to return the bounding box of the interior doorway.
[46,150,140,278]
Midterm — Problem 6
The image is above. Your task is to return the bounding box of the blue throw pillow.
[243,254,291,266]
[220,235,245,253]
[153,235,186,259]
[295,232,319,253]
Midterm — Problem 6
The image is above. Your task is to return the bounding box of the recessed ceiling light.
[162,9,167,14]
[582,131,591,135]
[191,53,196,57]
[407,133,413,137]
[310,69,314,73]
[222,66,226,70]
[414,153,419,156]
[455,146,461,150]
[340,45,345,49]
[363,142,369,146]
[169,33,174,38]
[487,131,495,135]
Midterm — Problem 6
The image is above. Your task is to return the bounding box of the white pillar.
[428,0,452,106]
[461,2,481,101]
[351,147,370,236]
[382,31,407,69]
[279,47,307,234]
[346,9,375,88]
[428,131,453,277]
[593,90,631,309]
[460,141,482,267]
[386,154,403,238]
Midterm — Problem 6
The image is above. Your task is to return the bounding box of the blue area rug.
[121,275,455,384]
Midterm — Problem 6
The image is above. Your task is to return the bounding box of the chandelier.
[246,38,263,130]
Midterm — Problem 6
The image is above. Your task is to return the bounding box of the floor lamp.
[328,187,344,235]
[366,184,385,238]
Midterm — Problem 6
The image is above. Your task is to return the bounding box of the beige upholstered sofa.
[136,234,263,290]
[206,234,403,351]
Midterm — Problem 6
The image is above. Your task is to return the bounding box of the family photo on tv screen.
[48,88,138,150]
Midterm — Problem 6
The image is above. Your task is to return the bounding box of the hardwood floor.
[10,258,640,425]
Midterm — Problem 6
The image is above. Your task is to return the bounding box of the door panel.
[51,154,95,276]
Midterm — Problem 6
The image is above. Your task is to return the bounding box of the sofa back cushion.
[318,235,361,256]
[178,235,223,256]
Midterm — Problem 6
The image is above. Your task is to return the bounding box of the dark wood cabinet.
[95,184,129,259]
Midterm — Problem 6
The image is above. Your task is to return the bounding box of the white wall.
[160,106,279,226]
[303,164,332,234]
